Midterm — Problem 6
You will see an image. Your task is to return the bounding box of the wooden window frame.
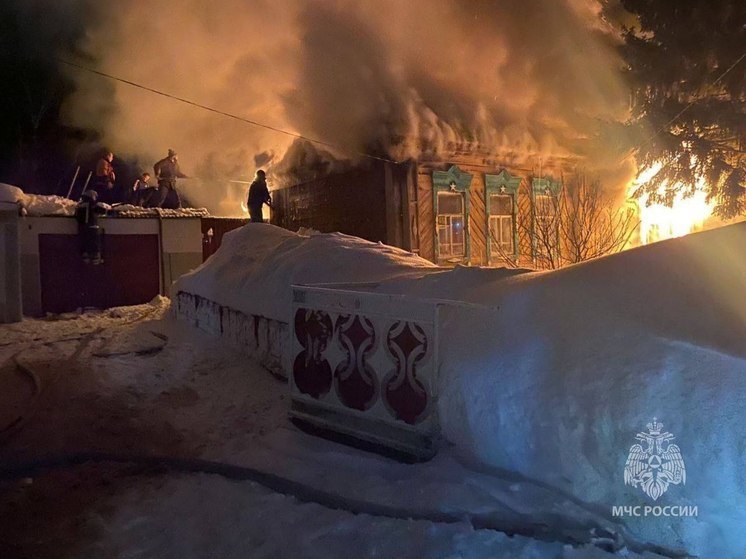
[432,165,472,264]
[436,192,466,259]
[484,170,521,265]
[531,177,562,267]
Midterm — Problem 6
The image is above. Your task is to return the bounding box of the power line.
[625,50,746,201]
[636,51,746,156]
[57,58,401,166]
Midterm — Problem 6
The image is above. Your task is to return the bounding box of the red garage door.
[39,233,160,314]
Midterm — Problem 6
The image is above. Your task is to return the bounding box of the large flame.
[631,163,714,245]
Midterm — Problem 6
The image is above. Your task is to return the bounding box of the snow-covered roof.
[0,182,210,218]
[109,205,210,218]
[0,182,77,216]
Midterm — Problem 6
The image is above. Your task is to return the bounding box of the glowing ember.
[631,163,714,245]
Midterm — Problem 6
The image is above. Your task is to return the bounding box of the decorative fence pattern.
[288,286,440,459]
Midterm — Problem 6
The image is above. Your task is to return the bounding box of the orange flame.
[631,163,714,245]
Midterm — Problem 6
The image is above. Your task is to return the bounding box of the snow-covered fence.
[174,292,287,376]
[288,285,440,460]
[174,284,445,459]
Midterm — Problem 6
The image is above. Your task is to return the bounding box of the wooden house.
[271,152,568,269]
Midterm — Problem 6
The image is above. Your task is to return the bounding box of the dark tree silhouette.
[619,1,746,218]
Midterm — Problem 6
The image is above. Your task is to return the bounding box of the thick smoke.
[61,0,634,214]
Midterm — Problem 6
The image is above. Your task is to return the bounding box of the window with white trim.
[488,194,514,256]
[437,192,465,258]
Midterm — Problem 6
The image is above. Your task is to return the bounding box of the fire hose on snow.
[0,449,690,559]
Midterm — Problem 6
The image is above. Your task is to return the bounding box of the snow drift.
[173,224,438,321]
[424,224,746,557]
[174,221,746,557]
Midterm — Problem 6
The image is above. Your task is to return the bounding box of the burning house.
[271,152,568,269]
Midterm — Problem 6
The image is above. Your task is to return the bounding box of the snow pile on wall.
[173,224,438,321]
[0,182,77,216]
[0,183,23,204]
[428,223,746,557]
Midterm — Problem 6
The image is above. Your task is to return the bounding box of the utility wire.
[625,49,746,206]
[633,51,746,160]
[57,58,401,165]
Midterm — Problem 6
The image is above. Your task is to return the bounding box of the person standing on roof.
[92,150,116,202]
[247,169,271,223]
[153,149,189,208]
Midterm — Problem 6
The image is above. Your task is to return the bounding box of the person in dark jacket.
[75,190,107,264]
[92,151,116,203]
[153,149,188,208]
[129,172,158,207]
[247,169,271,223]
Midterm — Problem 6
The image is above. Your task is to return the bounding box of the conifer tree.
[620,0,746,217]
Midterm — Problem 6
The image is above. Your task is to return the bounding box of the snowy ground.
[175,223,746,558]
[0,299,666,559]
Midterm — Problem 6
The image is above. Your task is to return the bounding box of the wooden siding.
[516,181,536,267]
[272,164,389,243]
[417,159,529,267]
[416,170,435,262]
[272,150,574,268]
[468,172,487,266]
[416,154,568,268]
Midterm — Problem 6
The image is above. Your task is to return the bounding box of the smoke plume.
[60,0,634,214]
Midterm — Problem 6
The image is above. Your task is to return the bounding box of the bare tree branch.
[516,174,639,270]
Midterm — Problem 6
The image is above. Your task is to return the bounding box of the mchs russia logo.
[624,418,686,501]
